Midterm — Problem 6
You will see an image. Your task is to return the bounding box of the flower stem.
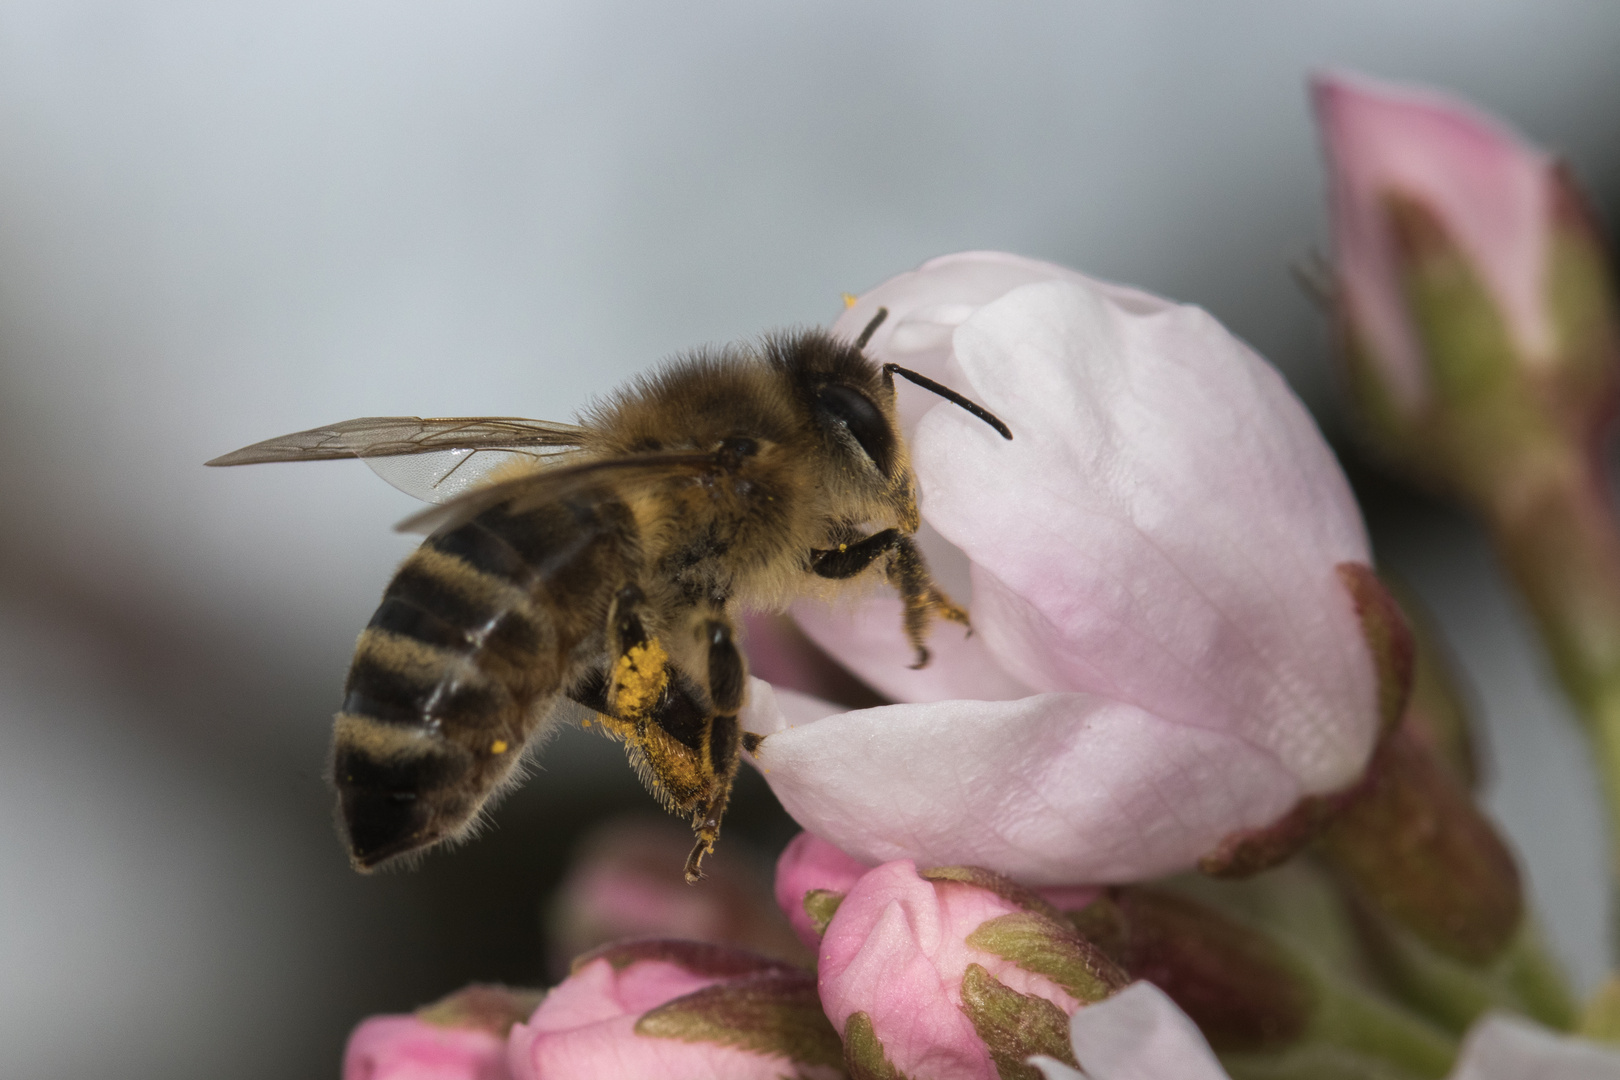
[1219,975,1460,1080]
[1483,449,1620,915]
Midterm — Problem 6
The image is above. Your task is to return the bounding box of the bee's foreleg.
[811,530,968,668]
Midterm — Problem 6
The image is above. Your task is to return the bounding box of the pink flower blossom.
[1313,71,1558,410]
[344,985,539,1080]
[345,1017,510,1080]
[742,251,1384,885]
[506,940,842,1080]
[774,831,872,949]
[545,815,804,971]
[775,831,1100,951]
[817,858,1125,1080]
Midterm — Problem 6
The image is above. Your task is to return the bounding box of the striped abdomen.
[332,491,640,869]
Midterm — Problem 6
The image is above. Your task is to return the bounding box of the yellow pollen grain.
[581,718,592,728]
[841,292,858,308]
[613,638,671,716]
[490,740,508,754]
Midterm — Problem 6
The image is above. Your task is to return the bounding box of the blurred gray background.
[0,1,1617,1076]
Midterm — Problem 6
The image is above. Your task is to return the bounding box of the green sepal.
[1150,868,1462,1078]
[415,983,545,1036]
[1320,727,1523,966]
[804,889,845,937]
[919,865,1067,922]
[1385,192,1522,418]
[574,939,799,979]
[958,963,1078,1080]
[1085,886,1318,1053]
[635,970,844,1069]
[966,911,1127,1003]
[1221,1041,1442,1080]
[1541,163,1620,426]
[1349,903,1576,1035]
[1578,976,1620,1043]
[844,1010,914,1080]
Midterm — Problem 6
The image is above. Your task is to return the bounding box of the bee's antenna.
[855,307,889,350]
[883,364,1013,441]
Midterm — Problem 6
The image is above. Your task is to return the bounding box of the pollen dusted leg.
[599,585,710,818]
[682,614,747,883]
[603,584,669,732]
[810,530,969,668]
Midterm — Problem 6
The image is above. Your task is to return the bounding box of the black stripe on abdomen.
[342,651,504,730]
[426,520,531,585]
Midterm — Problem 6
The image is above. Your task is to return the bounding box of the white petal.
[742,678,1300,885]
[913,279,1376,794]
[1450,1014,1620,1080]
[1048,982,1233,1080]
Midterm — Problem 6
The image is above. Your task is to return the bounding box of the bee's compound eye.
[815,384,894,475]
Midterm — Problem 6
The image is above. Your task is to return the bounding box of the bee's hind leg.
[681,615,747,883]
[605,584,671,728]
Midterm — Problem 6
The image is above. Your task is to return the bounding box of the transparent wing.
[395,452,721,535]
[362,447,565,505]
[205,416,587,466]
[205,415,590,504]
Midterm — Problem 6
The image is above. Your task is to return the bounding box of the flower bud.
[773,831,1102,951]
[344,984,541,1080]
[773,831,870,949]
[817,859,1126,1080]
[1320,725,1522,966]
[744,251,1394,886]
[1314,71,1620,503]
[507,940,843,1080]
[1072,888,1316,1054]
[545,815,805,973]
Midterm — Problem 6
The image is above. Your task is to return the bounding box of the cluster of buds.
[340,71,1620,1080]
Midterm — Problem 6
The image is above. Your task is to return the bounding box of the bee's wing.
[395,452,721,535]
[206,416,590,504]
[206,416,587,465]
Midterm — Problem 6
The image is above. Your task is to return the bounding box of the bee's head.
[770,309,1011,489]
[771,328,902,484]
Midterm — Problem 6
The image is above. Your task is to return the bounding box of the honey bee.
[208,309,1011,881]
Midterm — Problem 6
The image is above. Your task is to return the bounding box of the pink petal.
[745,684,1301,885]
[1314,71,1556,408]
[772,831,1099,943]
[522,958,715,1033]
[789,254,1171,704]
[916,279,1375,794]
[1031,982,1232,1080]
[508,957,838,1080]
[774,832,871,948]
[510,1010,814,1080]
[790,590,1032,704]
[344,1015,510,1080]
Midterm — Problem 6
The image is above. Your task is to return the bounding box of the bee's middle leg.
[678,612,748,883]
[810,530,968,668]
